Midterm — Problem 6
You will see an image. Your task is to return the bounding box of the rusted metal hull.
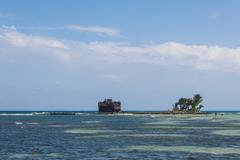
[98,99,121,113]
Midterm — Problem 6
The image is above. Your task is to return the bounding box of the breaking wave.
[15,122,23,125]
[0,112,48,116]
[82,121,101,124]
[0,113,33,116]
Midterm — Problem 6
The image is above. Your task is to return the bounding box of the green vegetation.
[172,94,204,113]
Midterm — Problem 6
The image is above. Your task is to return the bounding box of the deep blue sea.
[0,111,240,160]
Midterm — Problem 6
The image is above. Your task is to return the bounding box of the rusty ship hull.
[98,99,121,113]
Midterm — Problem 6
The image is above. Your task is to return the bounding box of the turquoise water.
[0,111,240,159]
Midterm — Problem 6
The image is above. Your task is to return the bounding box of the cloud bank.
[1,26,240,72]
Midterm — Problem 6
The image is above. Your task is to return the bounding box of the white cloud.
[20,25,121,37]
[1,25,240,72]
[0,26,71,62]
[0,26,68,49]
[65,25,120,37]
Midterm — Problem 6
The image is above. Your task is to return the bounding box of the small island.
[133,94,207,115]
[171,94,205,114]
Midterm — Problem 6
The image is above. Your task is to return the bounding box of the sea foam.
[15,122,23,125]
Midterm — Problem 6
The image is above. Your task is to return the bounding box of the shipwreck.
[98,99,121,113]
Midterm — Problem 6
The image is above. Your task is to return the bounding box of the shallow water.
[0,112,240,160]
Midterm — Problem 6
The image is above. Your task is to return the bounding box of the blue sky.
[0,0,240,110]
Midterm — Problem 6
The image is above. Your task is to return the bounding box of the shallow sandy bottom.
[140,125,235,129]
[144,121,183,125]
[112,145,240,155]
[65,129,114,134]
[64,128,129,134]
[1,112,240,159]
[81,133,187,138]
[212,130,240,136]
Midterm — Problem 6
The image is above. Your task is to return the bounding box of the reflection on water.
[0,112,240,160]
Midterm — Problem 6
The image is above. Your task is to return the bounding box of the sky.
[0,0,240,111]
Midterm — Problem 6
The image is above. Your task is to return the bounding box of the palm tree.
[178,98,186,111]
[190,94,204,112]
[173,98,192,112]
[172,94,204,113]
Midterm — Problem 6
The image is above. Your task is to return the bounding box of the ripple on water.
[144,121,182,125]
[217,114,240,121]
[121,133,187,137]
[212,130,240,136]
[27,122,40,125]
[9,153,59,159]
[230,123,240,126]
[81,133,187,138]
[188,116,214,120]
[64,128,129,134]
[48,124,74,128]
[141,125,229,129]
[65,129,107,134]
[112,145,240,155]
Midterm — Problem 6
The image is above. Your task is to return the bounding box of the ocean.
[0,111,240,160]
